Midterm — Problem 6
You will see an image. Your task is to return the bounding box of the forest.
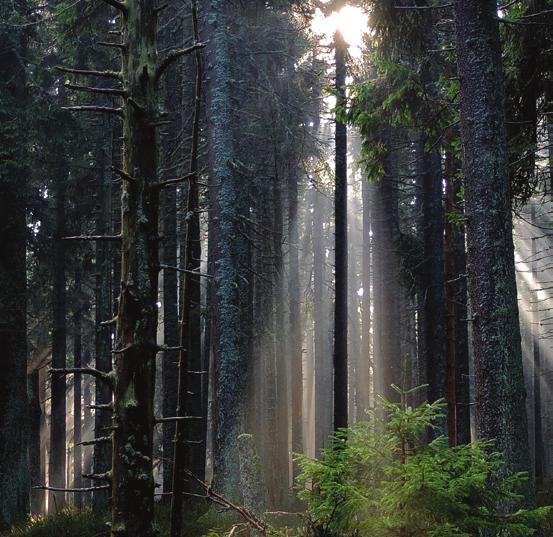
[0,0,552,536]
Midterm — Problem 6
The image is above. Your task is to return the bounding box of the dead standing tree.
[52,0,201,535]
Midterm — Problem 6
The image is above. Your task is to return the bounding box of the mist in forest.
[1,1,552,536]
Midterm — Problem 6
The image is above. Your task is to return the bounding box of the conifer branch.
[49,367,113,387]
[155,43,205,82]
[33,484,110,493]
[77,436,111,447]
[56,65,122,80]
[62,105,124,117]
[64,82,128,98]
[61,234,122,241]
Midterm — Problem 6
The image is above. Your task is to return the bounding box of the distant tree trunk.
[160,5,180,494]
[0,3,30,528]
[444,149,470,446]
[531,203,544,482]
[29,369,42,514]
[206,0,249,496]
[288,160,303,478]
[73,268,83,508]
[314,190,332,453]
[273,155,289,506]
[183,1,205,485]
[453,0,532,485]
[360,175,372,415]
[420,143,447,429]
[372,135,401,403]
[333,28,348,431]
[93,122,113,513]
[169,2,204,532]
[50,164,67,511]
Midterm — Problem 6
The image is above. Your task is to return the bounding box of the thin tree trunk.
[73,268,83,508]
[169,1,203,531]
[50,166,67,511]
[93,121,113,512]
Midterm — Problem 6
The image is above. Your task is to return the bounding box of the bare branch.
[33,484,110,493]
[155,416,203,424]
[50,367,113,387]
[56,65,122,80]
[99,0,128,14]
[151,171,197,190]
[155,43,205,82]
[64,82,128,98]
[87,403,113,411]
[159,264,213,279]
[112,167,137,183]
[61,234,122,241]
[97,41,127,50]
[83,472,112,483]
[183,469,268,534]
[62,105,124,117]
[78,437,111,447]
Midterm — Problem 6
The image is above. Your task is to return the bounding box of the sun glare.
[311,5,368,58]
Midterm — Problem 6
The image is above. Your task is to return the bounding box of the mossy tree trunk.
[453,0,532,485]
[111,1,161,535]
[206,0,249,497]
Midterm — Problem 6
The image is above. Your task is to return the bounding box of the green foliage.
[1,509,108,537]
[296,386,548,537]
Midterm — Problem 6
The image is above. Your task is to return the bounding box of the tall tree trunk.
[360,174,372,416]
[333,27,348,431]
[421,145,447,428]
[169,1,204,531]
[110,1,162,534]
[372,136,401,403]
[0,3,29,527]
[453,0,532,486]
[50,165,67,511]
[288,160,302,478]
[94,122,113,512]
[314,190,332,454]
[444,149,470,445]
[29,369,42,514]
[206,0,249,496]
[73,268,83,507]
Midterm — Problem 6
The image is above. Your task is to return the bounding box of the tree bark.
[453,0,532,486]
[0,2,30,527]
[333,28,348,431]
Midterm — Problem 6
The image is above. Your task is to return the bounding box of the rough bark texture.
[111,1,160,535]
[454,0,531,483]
[207,0,249,497]
[0,3,30,527]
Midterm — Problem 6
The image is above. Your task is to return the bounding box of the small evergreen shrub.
[296,386,549,537]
